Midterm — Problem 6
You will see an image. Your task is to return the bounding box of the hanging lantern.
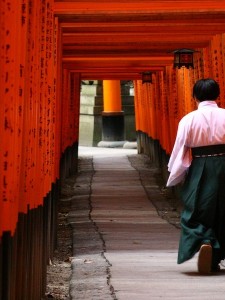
[142,71,152,84]
[173,49,195,69]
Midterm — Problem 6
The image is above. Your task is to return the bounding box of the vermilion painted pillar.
[98,80,126,147]
[103,80,121,112]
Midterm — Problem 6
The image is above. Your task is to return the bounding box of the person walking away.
[167,78,225,274]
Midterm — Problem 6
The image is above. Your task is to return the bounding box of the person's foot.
[198,244,212,275]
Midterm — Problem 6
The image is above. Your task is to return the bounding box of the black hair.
[192,78,220,101]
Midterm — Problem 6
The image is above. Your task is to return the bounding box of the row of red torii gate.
[1,1,225,299]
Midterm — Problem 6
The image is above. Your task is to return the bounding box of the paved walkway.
[69,147,225,300]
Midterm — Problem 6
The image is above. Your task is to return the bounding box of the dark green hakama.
[178,155,225,265]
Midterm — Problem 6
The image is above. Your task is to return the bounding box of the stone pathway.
[68,147,225,300]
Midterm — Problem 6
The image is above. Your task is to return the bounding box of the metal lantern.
[173,49,195,69]
[142,71,152,84]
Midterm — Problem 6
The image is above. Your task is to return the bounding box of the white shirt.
[166,101,225,187]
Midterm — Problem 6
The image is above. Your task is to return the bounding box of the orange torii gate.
[0,1,80,298]
[1,1,225,299]
[135,37,225,166]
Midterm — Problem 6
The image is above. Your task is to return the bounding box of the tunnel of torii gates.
[1,0,225,299]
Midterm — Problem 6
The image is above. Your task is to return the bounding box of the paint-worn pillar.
[98,80,126,147]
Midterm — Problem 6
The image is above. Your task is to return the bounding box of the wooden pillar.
[98,80,126,147]
[103,80,122,112]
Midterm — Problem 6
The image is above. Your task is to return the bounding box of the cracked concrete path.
[69,147,225,300]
